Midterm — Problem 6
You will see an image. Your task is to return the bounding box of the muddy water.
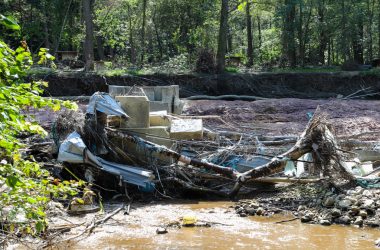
[68,201,379,250]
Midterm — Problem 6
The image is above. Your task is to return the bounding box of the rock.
[337,215,351,225]
[301,216,312,223]
[350,206,360,214]
[323,197,335,207]
[298,205,307,212]
[355,186,364,195]
[331,208,342,218]
[256,207,264,216]
[246,208,256,216]
[236,207,245,214]
[338,199,352,210]
[359,210,368,219]
[320,219,331,226]
[156,227,168,234]
[362,199,375,209]
[239,213,248,217]
[364,219,380,227]
[362,190,372,197]
[249,203,259,209]
[353,217,363,226]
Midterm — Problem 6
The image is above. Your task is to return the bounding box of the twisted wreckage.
[56,85,380,202]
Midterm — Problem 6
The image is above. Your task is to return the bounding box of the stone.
[256,207,264,216]
[301,215,312,223]
[364,219,380,227]
[239,213,248,217]
[362,199,375,209]
[298,205,307,212]
[156,227,168,234]
[362,190,372,197]
[246,208,256,216]
[355,186,364,194]
[331,208,342,218]
[236,207,245,214]
[353,217,363,226]
[338,199,352,210]
[116,96,150,128]
[319,219,331,226]
[337,215,351,225]
[350,206,360,214]
[359,210,368,219]
[323,197,335,207]
[170,119,203,140]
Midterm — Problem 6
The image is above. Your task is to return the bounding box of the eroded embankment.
[29,71,380,99]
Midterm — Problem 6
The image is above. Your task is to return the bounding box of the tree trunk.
[127,5,136,64]
[353,14,364,64]
[257,16,262,62]
[96,34,105,61]
[140,0,148,64]
[378,0,380,57]
[367,0,374,61]
[341,0,350,61]
[283,0,296,67]
[43,2,50,49]
[152,8,163,60]
[83,0,94,71]
[246,0,254,67]
[297,0,304,66]
[216,0,229,73]
[318,0,328,65]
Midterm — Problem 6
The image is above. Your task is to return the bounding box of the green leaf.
[0,15,20,31]
[6,175,20,188]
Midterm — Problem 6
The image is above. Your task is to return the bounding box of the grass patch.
[97,68,144,77]
[225,66,239,73]
[27,67,57,76]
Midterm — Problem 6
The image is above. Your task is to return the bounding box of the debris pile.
[46,85,380,222]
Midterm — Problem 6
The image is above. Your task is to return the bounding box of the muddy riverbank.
[29,71,380,99]
[8,201,380,249]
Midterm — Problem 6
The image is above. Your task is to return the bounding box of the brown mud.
[17,201,379,250]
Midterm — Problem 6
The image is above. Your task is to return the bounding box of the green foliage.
[0,15,81,236]
[225,66,239,73]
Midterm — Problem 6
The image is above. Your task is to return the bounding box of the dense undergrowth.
[0,15,82,236]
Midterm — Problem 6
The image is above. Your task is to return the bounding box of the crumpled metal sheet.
[86,92,128,117]
[57,132,155,191]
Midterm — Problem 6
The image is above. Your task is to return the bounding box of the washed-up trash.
[182,215,197,226]
[87,92,129,118]
[284,161,296,176]
[58,131,155,191]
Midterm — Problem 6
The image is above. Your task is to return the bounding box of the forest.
[2,0,380,73]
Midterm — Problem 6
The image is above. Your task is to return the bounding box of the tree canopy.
[1,0,379,71]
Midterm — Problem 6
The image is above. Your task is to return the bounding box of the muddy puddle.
[58,201,379,250]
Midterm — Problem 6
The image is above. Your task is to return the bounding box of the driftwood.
[106,128,239,179]
[229,111,355,197]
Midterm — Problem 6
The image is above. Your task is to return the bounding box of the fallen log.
[229,111,355,198]
[106,128,239,179]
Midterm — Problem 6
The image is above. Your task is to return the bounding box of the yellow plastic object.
[182,215,197,226]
